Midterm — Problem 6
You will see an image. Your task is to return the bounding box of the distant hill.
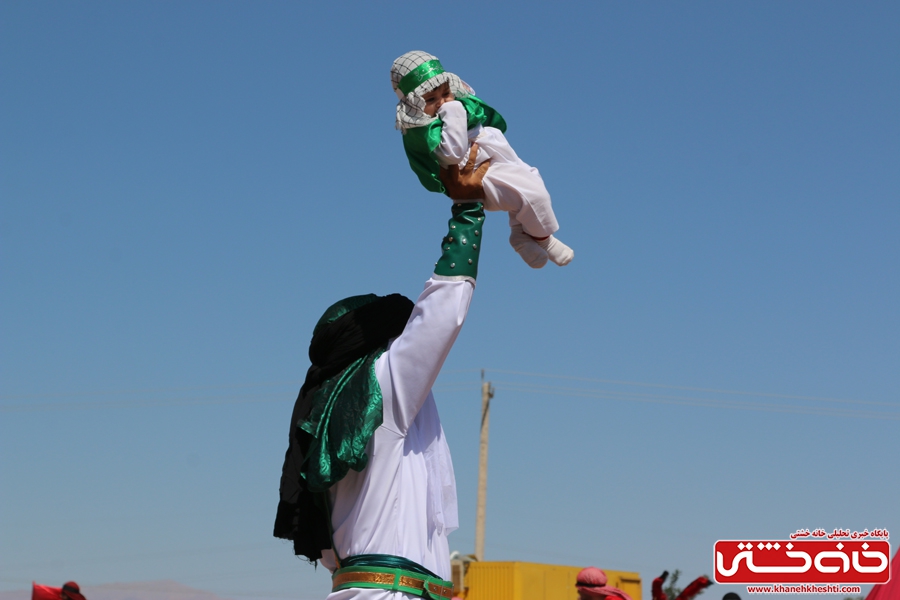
[0,581,234,600]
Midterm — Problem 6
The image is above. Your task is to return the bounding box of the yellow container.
[460,561,641,600]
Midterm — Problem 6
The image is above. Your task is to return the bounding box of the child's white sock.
[536,235,574,266]
[509,224,549,269]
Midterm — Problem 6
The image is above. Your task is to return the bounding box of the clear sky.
[1,2,898,600]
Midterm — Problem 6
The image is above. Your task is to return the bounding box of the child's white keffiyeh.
[391,51,474,132]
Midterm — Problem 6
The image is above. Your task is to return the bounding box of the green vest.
[401,95,507,194]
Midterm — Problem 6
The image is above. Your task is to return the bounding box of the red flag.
[674,576,713,600]
[32,584,61,600]
[651,572,668,600]
[866,548,899,600]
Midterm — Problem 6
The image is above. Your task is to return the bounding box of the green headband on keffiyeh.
[391,51,474,131]
[397,59,445,96]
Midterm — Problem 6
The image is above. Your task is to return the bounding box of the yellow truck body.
[458,561,641,600]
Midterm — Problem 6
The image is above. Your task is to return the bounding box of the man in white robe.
[275,151,489,599]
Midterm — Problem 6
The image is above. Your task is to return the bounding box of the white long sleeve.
[378,277,473,434]
[433,100,470,167]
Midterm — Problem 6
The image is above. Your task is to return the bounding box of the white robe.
[434,100,559,238]
[319,276,473,599]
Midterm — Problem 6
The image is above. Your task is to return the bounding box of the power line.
[0,393,287,413]
[1,542,275,571]
[491,382,900,421]
[484,368,897,408]
[0,383,477,413]
[1,371,894,421]
[0,371,483,402]
[0,381,302,401]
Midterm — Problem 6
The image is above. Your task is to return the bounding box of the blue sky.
[1,2,898,599]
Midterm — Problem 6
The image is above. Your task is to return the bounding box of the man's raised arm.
[378,146,490,433]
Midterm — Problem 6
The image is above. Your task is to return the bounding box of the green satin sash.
[298,349,385,493]
[342,554,442,578]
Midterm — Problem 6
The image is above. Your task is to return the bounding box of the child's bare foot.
[531,234,574,266]
[509,224,548,268]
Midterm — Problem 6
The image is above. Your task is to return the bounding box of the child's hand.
[439,144,490,201]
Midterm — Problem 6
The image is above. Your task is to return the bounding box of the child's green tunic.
[401,95,507,194]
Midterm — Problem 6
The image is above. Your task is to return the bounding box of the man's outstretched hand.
[439,144,490,201]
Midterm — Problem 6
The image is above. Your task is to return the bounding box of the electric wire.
[491,382,900,421]
[0,371,894,421]
[484,368,895,408]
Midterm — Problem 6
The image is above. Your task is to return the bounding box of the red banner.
[32,584,61,600]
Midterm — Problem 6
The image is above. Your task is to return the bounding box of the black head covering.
[273,293,414,562]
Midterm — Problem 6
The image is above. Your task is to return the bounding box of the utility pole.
[474,369,494,562]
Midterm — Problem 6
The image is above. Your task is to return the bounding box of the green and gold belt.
[332,565,453,599]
